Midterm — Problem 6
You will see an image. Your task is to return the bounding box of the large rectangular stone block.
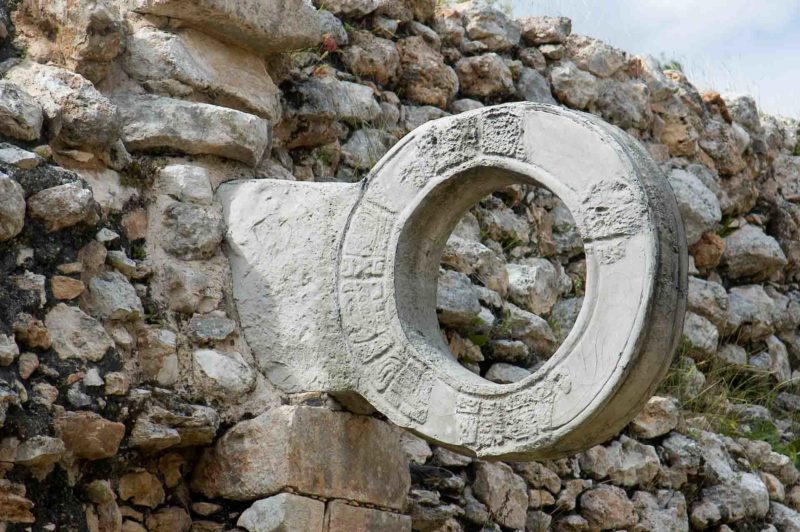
[324,501,411,531]
[191,406,410,509]
[133,0,321,54]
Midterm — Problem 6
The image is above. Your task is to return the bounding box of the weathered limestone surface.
[116,94,271,166]
[191,406,410,509]
[132,0,322,53]
[220,102,687,460]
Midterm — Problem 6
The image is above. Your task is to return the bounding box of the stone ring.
[220,102,688,460]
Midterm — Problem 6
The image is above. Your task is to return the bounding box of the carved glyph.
[218,103,687,460]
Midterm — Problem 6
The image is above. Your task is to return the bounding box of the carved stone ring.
[219,103,687,460]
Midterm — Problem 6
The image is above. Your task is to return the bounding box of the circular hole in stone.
[436,183,586,384]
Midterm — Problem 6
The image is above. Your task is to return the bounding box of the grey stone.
[516,67,556,104]
[14,436,65,468]
[723,93,761,132]
[192,406,410,508]
[550,60,598,109]
[116,94,270,166]
[499,302,556,357]
[0,145,40,170]
[0,175,25,241]
[682,311,719,360]
[188,315,236,343]
[437,270,481,328]
[159,163,214,205]
[688,276,729,329]
[717,343,748,366]
[668,168,722,245]
[566,34,627,78]
[45,304,113,361]
[519,16,572,45]
[341,128,391,169]
[773,154,800,203]
[397,36,459,109]
[506,259,559,315]
[463,6,520,52]
[579,436,660,487]
[0,81,43,141]
[192,349,255,398]
[770,503,800,532]
[162,201,224,260]
[473,461,528,529]
[318,10,348,46]
[326,500,412,531]
[632,490,688,532]
[726,284,777,341]
[134,0,321,54]
[485,362,531,384]
[0,334,19,366]
[237,493,324,532]
[441,236,508,296]
[27,181,96,232]
[402,104,449,131]
[5,61,120,149]
[86,270,145,321]
[290,75,381,125]
[723,224,787,279]
[594,79,653,130]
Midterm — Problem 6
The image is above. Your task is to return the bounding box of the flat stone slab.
[133,0,321,54]
[191,406,410,509]
[219,102,687,460]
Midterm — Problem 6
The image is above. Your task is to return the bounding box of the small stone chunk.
[485,362,531,383]
[162,201,225,260]
[629,396,680,439]
[192,349,256,397]
[45,304,113,361]
[14,436,65,467]
[0,334,19,366]
[722,224,787,280]
[0,144,40,169]
[54,411,125,460]
[104,372,130,396]
[118,471,165,509]
[51,275,85,300]
[237,493,325,532]
[0,175,25,241]
[27,181,96,232]
[86,270,145,321]
[0,80,44,141]
[519,16,572,45]
[579,485,637,530]
[472,461,528,529]
[188,315,236,343]
[18,353,39,379]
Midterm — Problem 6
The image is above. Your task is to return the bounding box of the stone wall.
[0,0,799,530]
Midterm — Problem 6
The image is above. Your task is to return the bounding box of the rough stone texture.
[722,224,787,280]
[455,54,514,99]
[86,270,145,321]
[237,493,324,532]
[123,26,281,120]
[5,61,120,149]
[325,500,412,531]
[116,94,270,166]
[519,16,572,44]
[54,411,125,460]
[134,0,322,53]
[628,396,679,439]
[340,30,400,86]
[0,80,44,141]
[192,406,410,508]
[220,103,687,460]
[580,485,637,530]
[668,168,722,245]
[0,175,25,241]
[397,36,459,109]
[472,461,528,529]
[45,303,113,361]
[27,181,96,232]
[161,201,224,260]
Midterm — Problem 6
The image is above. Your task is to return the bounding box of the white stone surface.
[219,103,687,459]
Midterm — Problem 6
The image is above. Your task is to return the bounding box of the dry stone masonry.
[0,0,799,531]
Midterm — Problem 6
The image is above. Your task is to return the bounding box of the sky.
[510,0,800,119]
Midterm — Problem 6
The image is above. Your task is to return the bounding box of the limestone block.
[219,103,687,460]
[45,303,113,361]
[0,81,43,141]
[116,94,270,166]
[123,27,281,120]
[0,175,25,241]
[722,224,787,280]
[325,501,411,531]
[238,493,324,532]
[133,0,322,54]
[191,406,410,508]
